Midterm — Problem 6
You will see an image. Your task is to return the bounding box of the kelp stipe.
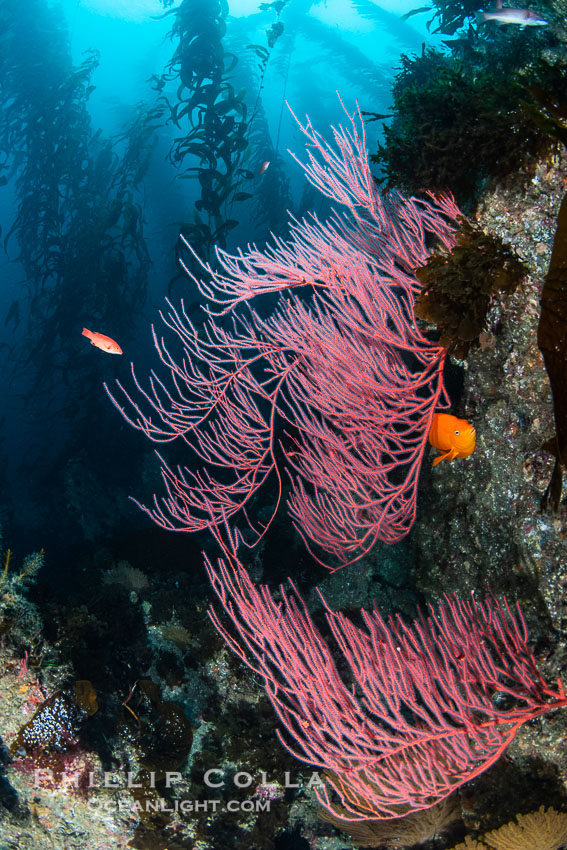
[538,192,567,511]
[0,2,153,401]
[155,0,249,286]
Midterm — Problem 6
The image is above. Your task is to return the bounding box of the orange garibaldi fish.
[82,328,123,355]
[428,413,476,467]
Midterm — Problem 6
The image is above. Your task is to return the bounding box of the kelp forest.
[3,1,567,849]
[0,0,402,568]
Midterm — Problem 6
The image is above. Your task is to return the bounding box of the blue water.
[0,0,441,562]
[2,3,564,849]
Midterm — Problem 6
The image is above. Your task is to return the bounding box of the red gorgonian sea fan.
[106,102,461,567]
[207,549,567,822]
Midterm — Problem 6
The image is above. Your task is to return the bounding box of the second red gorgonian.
[206,548,567,822]
[106,103,461,567]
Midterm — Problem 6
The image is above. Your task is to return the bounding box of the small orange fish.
[428,413,476,467]
[258,160,270,176]
[82,327,123,355]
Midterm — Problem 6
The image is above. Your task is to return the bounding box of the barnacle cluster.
[15,693,84,754]
[12,681,97,755]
